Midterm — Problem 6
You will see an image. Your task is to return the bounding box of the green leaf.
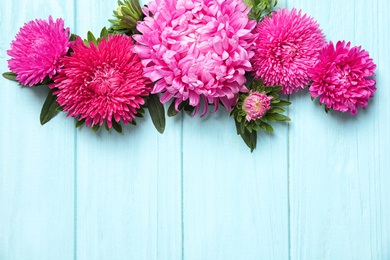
[168,101,178,117]
[183,104,196,115]
[104,121,110,131]
[272,114,291,121]
[272,85,283,93]
[148,94,166,133]
[243,0,255,8]
[259,121,274,133]
[87,31,97,45]
[240,129,257,152]
[273,100,291,107]
[75,119,85,128]
[324,106,330,113]
[112,120,123,133]
[92,124,100,132]
[264,87,275,94]
[268,107,285,114]
[33,76,53,87]
[69,33,78,41]
[264,114,276,122]
[168,100,187,117]
[234,118,241,135]
[40,90,62,125]
[100,27,109,40]
[3,72,17,82]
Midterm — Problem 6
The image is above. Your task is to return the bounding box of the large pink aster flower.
[133,0,257,116]
[252,8,326,95]
[309,41,376,115]
[51,35,151,128]
[7,16,70,86]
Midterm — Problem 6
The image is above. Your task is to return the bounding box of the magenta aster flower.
[51,35,151,128]
[309,41,376,115]
[243,91,272,121]
[133,0,257,116]
[252,8,326,95]
[7,16,70,86]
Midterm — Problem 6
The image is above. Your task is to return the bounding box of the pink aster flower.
[309,41,376,115]
[243,91,272,121]
[7,16,70,86]
[252,8,326,95]
[51,35,151,128]
[133,0,257,116]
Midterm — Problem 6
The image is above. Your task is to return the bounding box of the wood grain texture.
[0,0,389,259]
[0,0,75,260]
[74,0,182,259]
[181,3,290,259]
[288,0,390,259]
[182,111,289,259]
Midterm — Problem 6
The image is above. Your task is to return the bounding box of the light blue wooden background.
[0,0,389,259]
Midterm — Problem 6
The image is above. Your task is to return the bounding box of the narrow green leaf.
[75,119,85,128]
[264,114,276,122]
[183,104,196,115]
[272,114,291,121]
[240,119,245,134]
[268,107,285,114]
[148,94,166,133]
[168,100,183,117]
[40,90,61,125]
[324,106,330,113]
[105,121,110,131]
[259,121,274,133]
[87,31,97,45]
[272,85,283,93]
[69,33,78,41]
[100,27,109,40]
[92,124,100,132]
[264,87,274,94]
[234,118,241,135]
[240,129,257,152]
[3,72,17,82]
[33,76,53,87]
[112,120,123,133]
[273,100,291,107]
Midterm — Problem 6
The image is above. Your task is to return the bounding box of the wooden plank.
[0,0,75,259]
[182,115,289,258]
[75,119,182,260]
[74,0,182,259]
[182,1,290,258]
[289,0,390,259]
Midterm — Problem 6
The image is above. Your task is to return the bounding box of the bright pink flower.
[133,0,257,116]
[243,91,272,121]
[7,16,70,86]
[252,8,326,95]
[51,35,151,128]
[309,41,376,115]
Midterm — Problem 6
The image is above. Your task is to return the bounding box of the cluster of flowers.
[3,0,376,151]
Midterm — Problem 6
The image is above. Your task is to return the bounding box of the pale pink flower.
[252,8,326,95]
[51,35,151,128]
[133,0,257,116]
[7,16,70,86]
[309,41,376,115]
[243,91,272,121]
